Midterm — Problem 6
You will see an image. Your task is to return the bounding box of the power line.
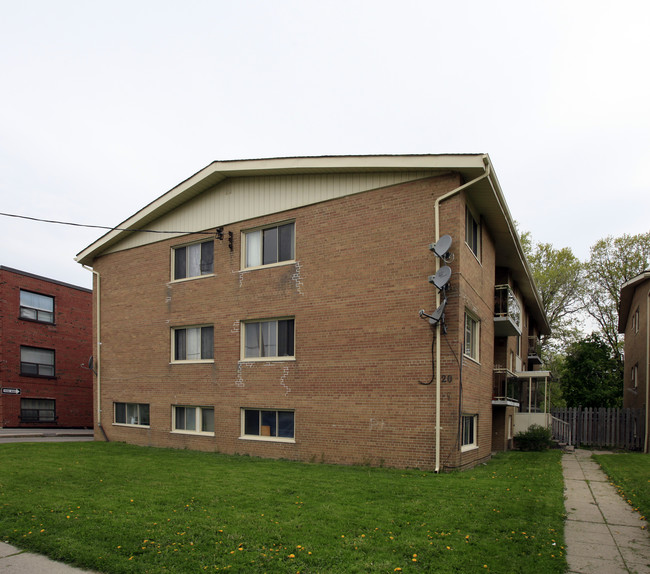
[0,211,214,236]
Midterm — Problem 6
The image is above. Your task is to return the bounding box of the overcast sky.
[1,0,648,289]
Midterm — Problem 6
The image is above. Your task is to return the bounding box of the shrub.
[515,424,553,451]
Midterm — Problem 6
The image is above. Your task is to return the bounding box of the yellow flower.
[288,554,296,558]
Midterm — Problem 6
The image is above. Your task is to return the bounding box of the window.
[464,312,480,361]
[172,326,214,362]
[465,206,481,259]
[632,364,639,389]
[244,222,295,268]
[633,307,640,333]
[173,240,214,280]
[173,406,214,434]
[21,398,56,422]
[241,408,295,440]
[20,346,55,377]
[243,319,295,360]
[20,290,54,323]
[461,414,478,451]
[114,402,150,426]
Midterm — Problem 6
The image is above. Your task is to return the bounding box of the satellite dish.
[428,265,451,290]
[418,298,447,325]
[88,355,97,375]
[428,298,447,325]
[429,234,452,259]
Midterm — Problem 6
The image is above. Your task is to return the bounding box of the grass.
[593,452,650,522]
[0,443,567,573]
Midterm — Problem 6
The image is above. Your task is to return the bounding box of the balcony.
[528,336,543,366]
[492,368,519,407]
[494,284,522,337]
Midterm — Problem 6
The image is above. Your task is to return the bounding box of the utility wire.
[0,211,215,235]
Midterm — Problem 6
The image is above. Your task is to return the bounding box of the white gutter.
[432,157,491,472]
[83,265,102,436]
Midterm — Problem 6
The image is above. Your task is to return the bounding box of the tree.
[520,231,584,356]
[583,232,650,362]
[560,333,623,408]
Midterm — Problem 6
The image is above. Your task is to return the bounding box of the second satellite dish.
[428,265,451,290]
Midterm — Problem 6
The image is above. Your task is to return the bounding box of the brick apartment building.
[76,154,551,471]
[0,266,93,428]
[619,270,650,452]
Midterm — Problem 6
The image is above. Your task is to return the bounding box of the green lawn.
[593,452,650,522]
[0,443,566,573]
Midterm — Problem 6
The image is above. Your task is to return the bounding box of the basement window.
[114,402,150,427]
[461,414,478,451]
[241,408,295,441]
[172,406,214,434]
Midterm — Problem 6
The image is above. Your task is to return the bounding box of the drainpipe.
[83,265,103,439]
[646,289,650,453]
[432,157,491,472]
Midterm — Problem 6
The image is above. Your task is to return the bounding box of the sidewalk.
[0,428,93,443]
[0,542,98,573]
[563,448,650,573]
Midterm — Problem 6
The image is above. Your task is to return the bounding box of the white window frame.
[114,402,150,427]
[633,307,640,334]
[461,414,478,452]
[465,205,481,260]
[241,318,295,361]
[20,346,55,377]
[171,239,214,281]
[171,325,214,363]
[240,408,295,443]
[241,221,295,270]
[172,405,215,435]
[464,311,480,362]
[19,290,55,324]
[632,364,638,389]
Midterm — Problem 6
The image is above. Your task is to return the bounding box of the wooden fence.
[551,407,645,450]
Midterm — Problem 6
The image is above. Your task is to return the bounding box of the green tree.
[520,231,584,356]
[560,333,623,408]
[583,232,650,362]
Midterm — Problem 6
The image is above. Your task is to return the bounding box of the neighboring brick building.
[76,154,551,470]
[619,270,650,452]
[0,266,93,428]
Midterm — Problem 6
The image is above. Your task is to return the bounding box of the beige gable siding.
[102,171,436,255]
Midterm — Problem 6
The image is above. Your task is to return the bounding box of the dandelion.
[288,554,295,558]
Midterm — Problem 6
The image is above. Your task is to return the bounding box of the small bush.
[515,424,553,451]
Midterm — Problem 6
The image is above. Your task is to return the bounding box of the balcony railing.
[494,284,521,337]
[528,336,543,365]
[492,368,519,406]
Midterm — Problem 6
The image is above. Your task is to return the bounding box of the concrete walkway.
[563,448,650,573]
[0,541,98,573]
[0,428,93,443]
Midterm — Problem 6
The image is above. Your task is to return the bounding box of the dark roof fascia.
[618,270,650,333]
[0,266,92,293]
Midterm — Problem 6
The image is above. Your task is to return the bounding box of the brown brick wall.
[623,281,650,412]
[92,173,503,470]
[0,268,93,427]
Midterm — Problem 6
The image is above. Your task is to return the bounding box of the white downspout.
[83,265,102,436]
[432,159,491,472]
